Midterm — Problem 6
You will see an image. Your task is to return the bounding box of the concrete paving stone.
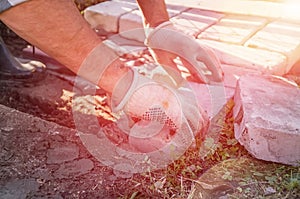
[198,14,268,44]
[118,9,146,42]
[0,103,113,197]
[233,74,300,166]
[165,0,300,21]
[197,39,287,75]
[0,178,40,199]
[245,19,300,72]
[170,8,224,37]
[85,0,189,42]
[84,1,138,32]
[46,142,79,164]
[118,3,188,42]
[53,159,94,179]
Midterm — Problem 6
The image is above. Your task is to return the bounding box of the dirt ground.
[0,70,137,198]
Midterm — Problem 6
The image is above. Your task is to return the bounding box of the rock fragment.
[233,75,300,166]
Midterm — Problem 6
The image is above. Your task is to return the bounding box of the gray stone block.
[84,1,138,32]
[233,74,300,166]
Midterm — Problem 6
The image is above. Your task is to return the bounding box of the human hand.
[111,66,208,152]
[145,21,223,84]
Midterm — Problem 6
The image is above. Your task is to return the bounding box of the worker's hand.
[111,66,208,152]
[145,21,223,84]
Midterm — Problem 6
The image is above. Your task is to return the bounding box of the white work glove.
[111,65,208,153]
[145,21,223,84]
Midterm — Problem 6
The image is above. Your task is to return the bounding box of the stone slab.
[46,142,79,164]
[197,39,287,75]
[118,9,146,42]
[85,0,189,42]
[118,3,188,42]
[233,74,300,166]
[170,8,224,37]
[53,159,94,179]
[246,19,300,72]
[0,178,40,199]
[84,1,138,32]
[198,14,268,44]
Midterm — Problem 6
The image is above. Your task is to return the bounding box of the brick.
[246,19,300,72]
[233,74,300,166]
[198,15,268,44]
[46,142,79,164]
[170,8,224,37]
[84,1,138,32]
[197,39,287,75]
[119,3,188,42]
[54,159,94,179]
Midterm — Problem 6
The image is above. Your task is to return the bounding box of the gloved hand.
[111,65,208,153]
[145,21,223,84]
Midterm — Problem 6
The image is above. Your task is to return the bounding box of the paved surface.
[85,0,300,78]
[0,103,115,198]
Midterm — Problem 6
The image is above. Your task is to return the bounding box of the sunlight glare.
[283,0,300,19]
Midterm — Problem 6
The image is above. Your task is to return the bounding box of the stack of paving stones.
[84,0,300,165]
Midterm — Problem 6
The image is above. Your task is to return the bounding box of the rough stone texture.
[198,14,268,44]
[233,74,300,166]
[0,178,40,199]
[46,142,79,164]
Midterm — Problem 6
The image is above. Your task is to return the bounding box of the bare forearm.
[136,0,169,27]
[0,0,101,73]
[0,0,128,94]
